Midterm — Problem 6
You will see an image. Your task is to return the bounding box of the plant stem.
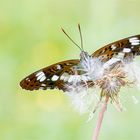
[92,96,109,140]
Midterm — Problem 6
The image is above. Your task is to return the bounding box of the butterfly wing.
[20,59,79,91]
[92,35,140,61]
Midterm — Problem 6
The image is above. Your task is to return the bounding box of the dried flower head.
[65,52,140,114]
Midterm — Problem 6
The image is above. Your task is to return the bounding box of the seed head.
[65,53,140,114]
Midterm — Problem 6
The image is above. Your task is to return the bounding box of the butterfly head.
[80,51,91,61]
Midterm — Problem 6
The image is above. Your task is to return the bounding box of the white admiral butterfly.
[20,25,140,93]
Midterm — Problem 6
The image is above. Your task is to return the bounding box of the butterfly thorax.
[77,51,92,74]
[77,51,104,81]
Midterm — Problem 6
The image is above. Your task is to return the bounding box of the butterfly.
[20,25,140,92]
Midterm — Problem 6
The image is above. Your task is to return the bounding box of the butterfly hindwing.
[20,59,79,91]
[92,35,140,61]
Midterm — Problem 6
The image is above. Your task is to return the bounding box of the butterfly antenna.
[61,28,82,51]
[78,24,84,51]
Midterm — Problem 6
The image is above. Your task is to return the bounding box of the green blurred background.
[1,0,140,140]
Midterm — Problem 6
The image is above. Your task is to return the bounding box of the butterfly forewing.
[20,59,79,91]
[92,35,140,61]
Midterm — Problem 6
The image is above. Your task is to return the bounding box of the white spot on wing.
[51,75,59,81]
[131,42,140,45]
[129,37,138,42]
[36,71,46,82]
[100,49,105,53]
[26,78,30,81]
[39,75,46,82]
[39,87,45,90]
[111,44,116,50]
[36,71,44,77]
[129,37,140,45]
[41,84,46,87]
[56,65,61,70]
[123,48,131,53]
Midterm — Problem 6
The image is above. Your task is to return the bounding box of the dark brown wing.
[20,59,79,91]
[92,35,140,61]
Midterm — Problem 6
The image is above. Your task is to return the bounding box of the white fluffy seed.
[117,52,125,59]
[68,76,75,83]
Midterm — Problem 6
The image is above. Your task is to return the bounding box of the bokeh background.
[1,0,140,140]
